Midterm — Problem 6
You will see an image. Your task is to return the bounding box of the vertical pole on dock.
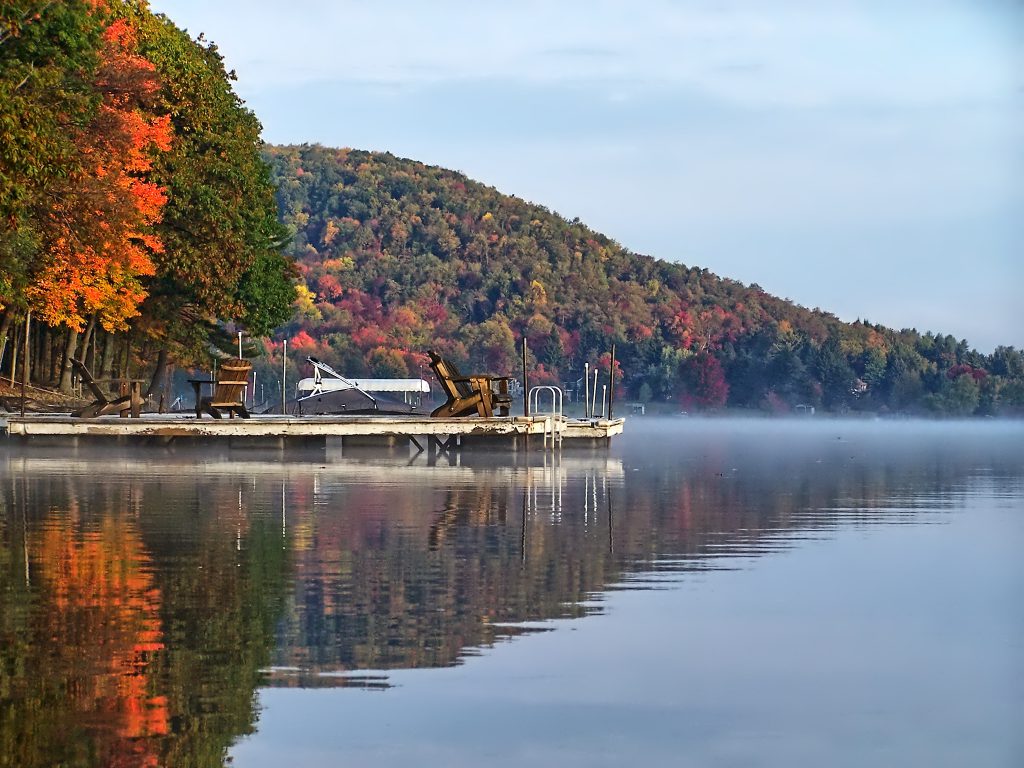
[281,338,288,415]
[607,343,616,419]
[20,311,30,418]
[591,369,599,419]
[584,362,590,418]
[522,337,530,417]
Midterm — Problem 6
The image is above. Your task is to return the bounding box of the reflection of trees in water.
[276,444,1008,677]
[0,436,1016,764]
[0,481,166,768]
[614,437,1009,565]
[277,470,621,678]
[0,465,291,768]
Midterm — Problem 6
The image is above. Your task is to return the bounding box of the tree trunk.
[100,331,115,379]
[30,319,39,385]
[0,309,13,378]
[147,347,167,397]
[58,328,79,393]
[163,360,174,413]
[9,317,20,386]
[81,314,97,371]
[22,313,31,393]
[50,327,62,385]
[40,324,50,384]
[121,333,132,379]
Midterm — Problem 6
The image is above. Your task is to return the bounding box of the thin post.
[237,331,243,359]
[584,362,590,418]
[522,337,530,417]
[20,311,30,417]
[601,385,607,418]
[591,369,599,419]
[607,342,616,419]
[281,338,287,414]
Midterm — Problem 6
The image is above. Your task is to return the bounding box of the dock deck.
[1,413,624,452]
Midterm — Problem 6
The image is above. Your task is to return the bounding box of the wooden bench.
[189,358,251,419]
[69,358,145,418]
[427,350,512,418]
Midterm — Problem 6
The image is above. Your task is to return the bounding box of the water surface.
[1,419,1021,767]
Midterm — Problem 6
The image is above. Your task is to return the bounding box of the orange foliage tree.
[26,16,171,334]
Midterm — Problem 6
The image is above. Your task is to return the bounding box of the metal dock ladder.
[528,385,564,450]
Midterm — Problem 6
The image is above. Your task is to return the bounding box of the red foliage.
[530,363,561,386]
[947,364,987,382]
[290,330,318,350]
[317,274,343,300]
[680,353,728,409]
[596,351,624,386]
[351,325,388,350]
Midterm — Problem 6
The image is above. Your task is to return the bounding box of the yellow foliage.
[529,280,548,307]
[293,282,321,321]
[322,219,340,246]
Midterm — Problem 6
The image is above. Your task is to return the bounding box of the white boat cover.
[297,377,431,394]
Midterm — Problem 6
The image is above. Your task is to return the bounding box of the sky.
[150,0,1023,352]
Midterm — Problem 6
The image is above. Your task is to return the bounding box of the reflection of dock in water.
[0,451,625,483]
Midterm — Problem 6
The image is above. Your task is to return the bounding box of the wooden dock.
[1,413,624,453]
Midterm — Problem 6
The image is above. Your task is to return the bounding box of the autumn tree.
[128,8,295,364]
[1,0,105,359]
[1,2,172,391]
[27,17,172,386]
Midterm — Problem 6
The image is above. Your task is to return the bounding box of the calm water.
[1,419,1021,767]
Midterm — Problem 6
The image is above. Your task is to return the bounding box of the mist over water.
[1,418,1021,767]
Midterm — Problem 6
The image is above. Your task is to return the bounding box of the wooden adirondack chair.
[427,350,512,418]
[189,358,251,419]
[70,358,145,418]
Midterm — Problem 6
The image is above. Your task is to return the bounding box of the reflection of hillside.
[267,437,1008,681]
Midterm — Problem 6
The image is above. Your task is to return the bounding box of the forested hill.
[264,144,1024,415]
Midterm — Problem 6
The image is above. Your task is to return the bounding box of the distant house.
[795,404,816,416]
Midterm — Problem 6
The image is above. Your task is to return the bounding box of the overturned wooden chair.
[427,350,512,418]
[188,358,251,419]
[70,358,145,418]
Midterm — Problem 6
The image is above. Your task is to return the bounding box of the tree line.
[3,3,1020,418]
[0,0,295,401]
[264,144,1024,417]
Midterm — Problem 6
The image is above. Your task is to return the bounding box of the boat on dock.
[293,357,430,415]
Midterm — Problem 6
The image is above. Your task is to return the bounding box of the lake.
[1,419,1021,767]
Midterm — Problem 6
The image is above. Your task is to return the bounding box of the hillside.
[264,144,1024,415]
